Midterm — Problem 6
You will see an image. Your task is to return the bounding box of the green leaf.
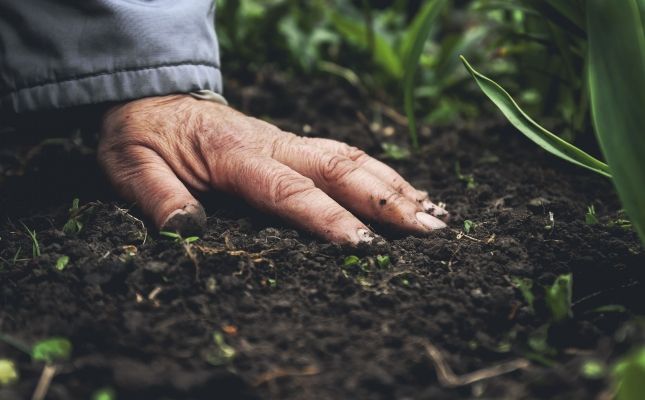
[343,255,360,267]
[463,220,475,234]
[401,0,447,148]
[545,274,573,322]
[511,277,535,312]
[184,236,200,244]
[460,56,612,178]
[587,0,645,247]
[31,337,72,364]
[159,231,181,239]
[55,255,70,271]
[206,332,236,366]
[91,387,116,400]
[613,347,645,400]
[375,255,390,268]
[0,359,19,386]
[581,360,606,379]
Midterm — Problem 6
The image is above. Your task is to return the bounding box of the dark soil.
[1,71,644,400]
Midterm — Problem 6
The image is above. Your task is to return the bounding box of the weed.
[545,274,573,322]
[206,332,236,366]
[55,256,69,271]
[20,222,40,258]
[0,359,18,386]
[455,161,476,189]
[585,205,599,225]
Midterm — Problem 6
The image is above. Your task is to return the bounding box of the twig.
[423,341,529,388]
[32,364,57,400]
[252,365,320,387]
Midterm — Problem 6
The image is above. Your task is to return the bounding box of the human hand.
[97,95,447,244]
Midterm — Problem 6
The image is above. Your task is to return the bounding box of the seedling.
[63,198,83,235]
[455,161,476,189]
[31,337,72,364]
[91,387,116,400]
[585,205,599,225]
[463,220,475,234]
[0,359,18,386]
[545,274,573,322]
[581,360,606,379]
[545,212,555,231]
[613,346,645,400]
[511,277,535,312]
[343,255,360,267]
[55,256,69,271]
[376,255,390,268]
[381,143,409,160]
[206,332,236,366]
[159,231,199,245]
[20,222,40,257]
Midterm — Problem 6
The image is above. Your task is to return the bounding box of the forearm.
[0,0,222,114]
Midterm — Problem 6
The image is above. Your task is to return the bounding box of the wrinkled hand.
[98,94,447,244]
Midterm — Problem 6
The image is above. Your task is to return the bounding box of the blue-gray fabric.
[0,0,222,113]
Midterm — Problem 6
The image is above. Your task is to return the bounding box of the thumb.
[99,145,206,235]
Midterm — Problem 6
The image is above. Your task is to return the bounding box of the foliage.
[31,337,72,364]
[511,277,534,312]
[585,205,598,225]
[463,220,475,234]
[63,198,83,235]
[159,231,199,245]
[55,255,70,271]
[0,359,18,386]
[545,274,572,323]
[206,332,236,366]
[91,387,116,400]
[613,347,645,400]
[20,222,40,258]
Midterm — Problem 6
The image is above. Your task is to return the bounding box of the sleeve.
[0,0,222,114]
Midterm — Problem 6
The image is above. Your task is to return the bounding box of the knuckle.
[344,145,368,162]
[320,154,358,182]
[270,172,316,205]
[320,207,350,227]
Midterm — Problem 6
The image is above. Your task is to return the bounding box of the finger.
[303,138,448,217]
[271,140,446,232]
[211,154,375,244]
[99,145,206,235]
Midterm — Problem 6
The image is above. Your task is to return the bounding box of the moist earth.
[1,72,644,400]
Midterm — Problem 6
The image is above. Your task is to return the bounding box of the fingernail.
[161,203,207,236]
[416,212,447,230]
[356,228,375,243]
[422,199,448,217]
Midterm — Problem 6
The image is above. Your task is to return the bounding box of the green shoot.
[613,347,645,400]
[511,277,535,312]
[266,278,277,288]
[62,198,83,235]
[91,387,116,400]
[545,274,573,322]
[585,205,599,225]
[206,332,236,366]
[55,256,69,271]
[343,255,360,267]
[381,143,410,160]
[545,212,555,231]
[0,359,19,386]
[31,337,72,364]
[581,360,606,379]
[159,231,199,245]
[376,255,390,268]
[455,161,476,189]
[463,220,475,234]
[20,222,40,258]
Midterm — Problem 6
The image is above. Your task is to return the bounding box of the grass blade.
[402,0,447,149]
[587,0,645,246]
[460,56,611,178]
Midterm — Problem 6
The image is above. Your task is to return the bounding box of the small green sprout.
[463,220,475,234]
[159,231,199,244]
[545,274,573,322]
[455,161,477,189]
[613,347,645,400]
[55,255,70,271]
[267,278,277,288]
[91,387,116,400]
[381,143,410,160]
[545,211,555,231]
[343,255,360,267]
[511,277,535,312]
[206,332,236,366]
[581,360,606,379]
[20,222,40,258]
[585,205,599,225]
[376,255,390,268]
[0,359,19,386]
[63,198,84,235]
[31,337,72,364]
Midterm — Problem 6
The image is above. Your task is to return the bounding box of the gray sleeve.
[0,0,222,114]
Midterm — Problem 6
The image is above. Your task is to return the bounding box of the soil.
[1,70,644,400]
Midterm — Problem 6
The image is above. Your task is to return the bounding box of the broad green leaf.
[587,0,645,247]
[31,337,72,364]
[330,12,403,78]
[613,347,645,400]
[402,0,447,149]
[460,56,611,178]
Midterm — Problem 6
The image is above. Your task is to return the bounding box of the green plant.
[376,254,390,268]
[462,0,645,248]
[31,337,72,364]
[55,256,69,271]
[581,359,606,380]
[63,198,83,235]
[206,332,236,366]
[613,346,645,400]
[0,359,18,386]
[545,274,572,322]
[159,231,199,245]
[91,387,116,400]
[455,161,477,189]
[463,220,475,234]
[511,277,534,312]
[20,222,41,258]
[585,205,598,225]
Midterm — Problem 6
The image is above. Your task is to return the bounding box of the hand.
[97,95,447,244]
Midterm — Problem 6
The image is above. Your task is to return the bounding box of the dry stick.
[32,364,57,400]
[423,342,530,388]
